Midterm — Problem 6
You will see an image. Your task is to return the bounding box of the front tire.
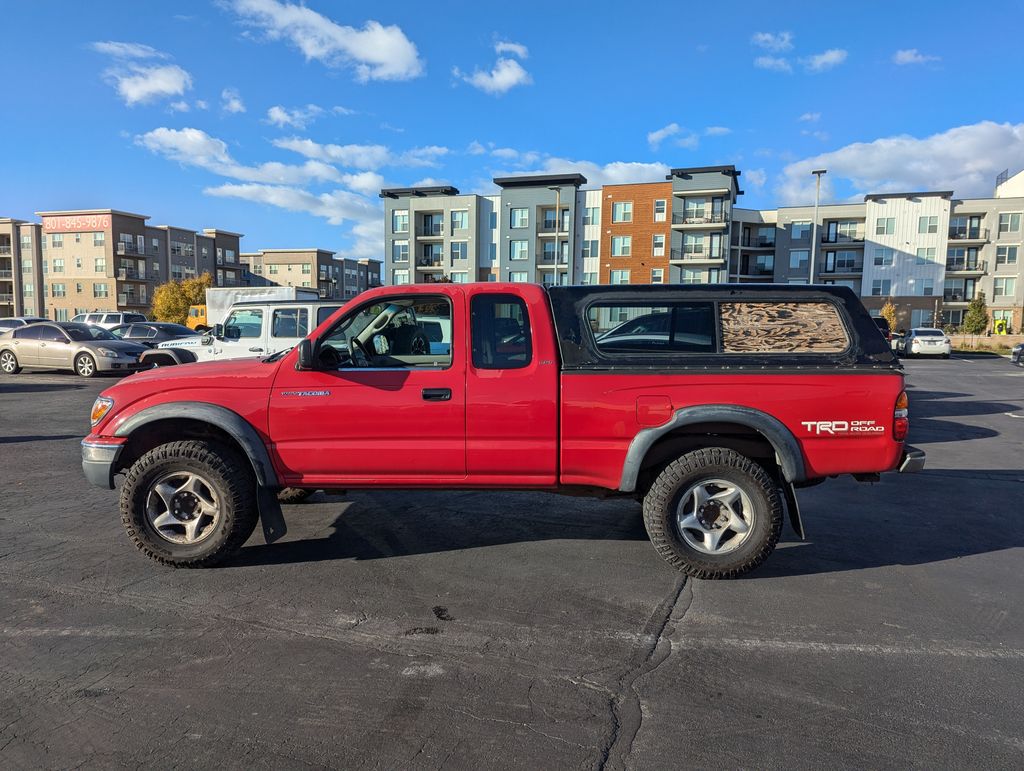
[277,487,314,504]
[120,440,259,567]
[75,353,97,378]
[642,448,783,579]
[0,350,21,374]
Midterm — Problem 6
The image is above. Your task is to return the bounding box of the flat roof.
[253,248,336,256]
[35,208,149,219]
[152,224,197,234]
[202,228,245,237]
[379,185,460,199]
[492,173,588,188]
[864,191,954,201]
[669,165,739,177]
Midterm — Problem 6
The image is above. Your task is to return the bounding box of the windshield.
[63,324,116,341]
[915,329,944,337]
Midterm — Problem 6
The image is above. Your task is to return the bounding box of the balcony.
[117,293,148,306]
[416,223,444,238]
[945,259,987,274]
[672,212,729,228]
[822,262,864,275]
[0,293,13,303]
[415,256,444,270]
[0,246,11,256]
[670,246,725,262]
[942,290,972,303]
[117,267,147,281]
[738,264,775,277]
[821,233,864,244]
[740,236,775,249]
[0,269,12,279]
[116,242,144,256]
[538,222,570,235]
[948,227,989,242]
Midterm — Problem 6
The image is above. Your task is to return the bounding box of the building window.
[509,271,528,282]
[53,308,68,322]
[875,217,895,235]
[998,212,1021,234]
[51,234,64,248]
[789,250,809,270]
[996,246,1018,266]
[75,283,83,293]
[75,257,82,269]
[451,242,468,260]
[871,279,892,296]
[583,207,599,225]
[392,210,409,233]
[582,239,599,258]
[994,277,1016,297]
[681,268,702,285]
[651,268,664,284]
[919,278,934,296]
[95,257,106,272]
[392,269,409,285]
[918,216,938,234]
[93,283,109,298]
[652,234,665,257]
[451,210,469,231]
[52,258,64,273]
[609,269,631,285]
[915,247,936,264]
[993,309,1013,331]
[21,258,32,274]
[873,248,894,266]
[509,240,528,260]
[20,235,32,251]
[269,265,278,274]
[510,208,529,228]
[23,282,33,297]
[611,236,631,257]
[391,240,409,263]
[51,283,66,298]
[450,272,468,283]
[612,202,633,223]
[94,232,106,247]
[582,272,597,285]
[654,199,667,222]
[301,264,311,274]
[791,221,811,240]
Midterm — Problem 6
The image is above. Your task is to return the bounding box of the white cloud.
[332,105,357,115]
[754,56,792,73]
[91,41,168,59]
[265,104,325,129]
[272,136,449,170]
[494,41,528,58]
[110,64,192,105]
[221,87,246,114]
[508,158,671,189]
[776,121,1024,204]
[228,0,424,81]
[490,147,520,160]
[380,122,404,133]
[204,182,378,227]
[705,126,731,136]
[801,129,830,142]
[466,140,486,155]
[675,132,700,150]
[194,99,209,110]
[893,49,940,65]
[647,122,680,149]
[453,57,532,96]
[410,177,450,188]
[746,169,767,189]
[751,32,793,52]
[801,49,848,72]
[168,100,190,112]
[798,112,821,122]
[136,127,342,185]
[340,171,385,196]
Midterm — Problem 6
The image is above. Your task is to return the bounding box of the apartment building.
[0,209,245,321]
[243,249,381,299]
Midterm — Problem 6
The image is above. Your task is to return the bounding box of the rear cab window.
[587,303,716,355]
[471,294,532,369]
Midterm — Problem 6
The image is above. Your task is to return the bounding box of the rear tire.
[642,447,783,579]
[120,440,259,567]
[277,487,314,504]
[75,353,97,378]
[0,350,21,374]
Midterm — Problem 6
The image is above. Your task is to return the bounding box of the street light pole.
[548,185,565,285]
[809,169,826,284]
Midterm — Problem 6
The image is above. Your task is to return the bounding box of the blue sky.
[1,0,1022,258]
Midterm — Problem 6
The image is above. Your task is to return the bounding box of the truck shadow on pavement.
[0,382,88,394]
[902,388,1020,444]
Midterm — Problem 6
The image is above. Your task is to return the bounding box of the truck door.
[267,306,309,356]
[269,291,467,485]
[217,307,265,358]
[466,288,558,484]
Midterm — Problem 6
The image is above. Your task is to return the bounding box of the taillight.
[893,391,909,441]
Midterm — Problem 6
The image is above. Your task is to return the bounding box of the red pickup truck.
[82,283,923,578]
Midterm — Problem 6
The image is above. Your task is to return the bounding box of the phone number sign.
[43,214,111,233]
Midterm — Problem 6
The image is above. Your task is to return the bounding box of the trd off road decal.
[801,420,884,435]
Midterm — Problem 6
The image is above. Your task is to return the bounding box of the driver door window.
[320,296,452,369]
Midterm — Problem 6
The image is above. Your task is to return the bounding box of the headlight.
[90,396,114,427]
[97,347,118,358]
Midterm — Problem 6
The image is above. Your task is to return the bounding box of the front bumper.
[898,445,926,473]
[82,439,123,489]
[95,356,147,372]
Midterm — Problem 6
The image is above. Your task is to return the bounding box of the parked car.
[108,322,198,347]
[1012,342,1024,366]
[897,328,951,358]
[82,283,924,578]
[71,311,148,330]
[0,316,49,330]
[0,322,149,377]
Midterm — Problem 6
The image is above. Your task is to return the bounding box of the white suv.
[71,312,148,330]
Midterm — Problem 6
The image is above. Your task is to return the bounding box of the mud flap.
[257,486,288,543]
[782,482,805,540]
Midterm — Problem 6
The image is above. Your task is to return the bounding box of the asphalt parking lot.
[1,355,1023,769]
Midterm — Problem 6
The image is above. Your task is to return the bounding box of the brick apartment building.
[242,249,381,300]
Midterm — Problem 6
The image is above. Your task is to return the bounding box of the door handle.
[421,388,451,402]
[249,346,264,352]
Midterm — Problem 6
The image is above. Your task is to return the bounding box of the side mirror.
[212,323,225,339]
[372,333,390,355]
[296,338,314,370]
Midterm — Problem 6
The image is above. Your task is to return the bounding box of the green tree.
[880,298,897,332]
[961,290,988,335]
[151,273,214,324]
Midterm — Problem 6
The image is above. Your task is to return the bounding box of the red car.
[82,283,923,578]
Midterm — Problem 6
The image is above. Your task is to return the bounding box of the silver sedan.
[0,322,149,377]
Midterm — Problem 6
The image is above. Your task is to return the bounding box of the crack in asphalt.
[595,575,691,770]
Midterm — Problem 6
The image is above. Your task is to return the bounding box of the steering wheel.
[317,344,341,369]
[349,337,371,367]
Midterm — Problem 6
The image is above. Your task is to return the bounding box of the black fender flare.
[139,347,198,367]
[619,404,807,492]
[113,402,280,489]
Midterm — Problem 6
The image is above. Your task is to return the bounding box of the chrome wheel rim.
[0,353,14,372]
[675,478,755,555]
[77,355,95,376]
[145,471,222,545]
